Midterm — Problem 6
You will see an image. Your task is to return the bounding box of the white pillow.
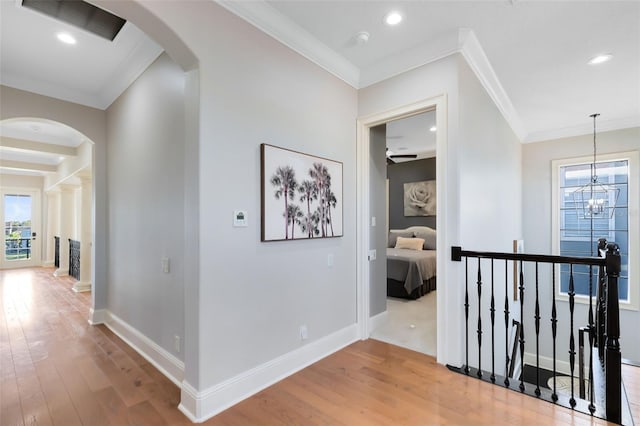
[395,237,425,251]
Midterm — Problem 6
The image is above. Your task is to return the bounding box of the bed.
[387,226,437,299]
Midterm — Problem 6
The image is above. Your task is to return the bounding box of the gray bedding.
[387,248,437,294]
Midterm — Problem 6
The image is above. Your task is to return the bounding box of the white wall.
[456,55,522,375]
[522,127,640,363]
[106,52,186,361]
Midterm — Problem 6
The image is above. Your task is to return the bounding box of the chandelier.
[572,113,619,219]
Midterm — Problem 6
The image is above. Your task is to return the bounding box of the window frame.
[552,150,639,311]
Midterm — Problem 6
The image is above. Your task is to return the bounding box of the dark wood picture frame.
[260,143,343,242]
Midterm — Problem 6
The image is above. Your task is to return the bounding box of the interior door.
[1,189,41,269]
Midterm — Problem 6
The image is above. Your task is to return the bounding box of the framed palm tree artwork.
[261,143,343,242]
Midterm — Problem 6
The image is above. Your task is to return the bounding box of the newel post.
[605,243,621,424]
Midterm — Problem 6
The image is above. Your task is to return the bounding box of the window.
[552,151,638,310]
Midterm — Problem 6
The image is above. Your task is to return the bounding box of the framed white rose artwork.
[403,180,436,216]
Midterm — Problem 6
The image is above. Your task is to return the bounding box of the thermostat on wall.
[233,210,248,227]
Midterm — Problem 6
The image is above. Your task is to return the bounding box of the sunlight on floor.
[1,269,34,322]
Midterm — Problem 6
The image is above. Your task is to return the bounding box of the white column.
[44,189,60,266]
[53,185,74,277]
[73,177,92,292]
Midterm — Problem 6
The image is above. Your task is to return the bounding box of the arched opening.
[0,118,94,292]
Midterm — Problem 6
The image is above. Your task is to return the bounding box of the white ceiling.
[0,0,162,110]
[386,111,436,162]
[0,0,638,178]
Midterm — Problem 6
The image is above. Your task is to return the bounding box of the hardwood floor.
[1,267,634,425]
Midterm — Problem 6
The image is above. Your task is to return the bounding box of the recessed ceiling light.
[56,32,77,45]
[588,54,612,65]
[429,126,437,132]
[385,11,403,26]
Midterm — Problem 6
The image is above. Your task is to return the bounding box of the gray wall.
[128,1,359,391]
[522,127,640,362]
[370,124,388,317]
[106,53,186,361]
[388,157,436,230]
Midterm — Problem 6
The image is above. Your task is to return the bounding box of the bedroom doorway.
[368,111,438,356]
[356,95,448,363]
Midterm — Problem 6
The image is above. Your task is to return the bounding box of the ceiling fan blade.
[389,154,418,159]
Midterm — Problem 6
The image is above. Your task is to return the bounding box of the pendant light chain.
[591,113,600,185]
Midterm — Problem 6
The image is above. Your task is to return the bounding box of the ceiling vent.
[21,0,126,41]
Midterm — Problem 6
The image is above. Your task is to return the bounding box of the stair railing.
[449,242,623,423]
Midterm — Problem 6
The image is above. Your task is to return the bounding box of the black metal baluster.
[569,264,577,408]
[504,260,510,388]
[551,263,558,402]
[465,257,470,374]
[519,260,525,392]
[534,262,541,397]
[588,263,596,414]
[477,258,483,378]
[490,259,496,383]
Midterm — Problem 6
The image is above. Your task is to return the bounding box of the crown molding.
[99,31,164,109]
[215,0,360,88]
[457,28,527,141]
[358,30,461,89]
[523,115,640,143]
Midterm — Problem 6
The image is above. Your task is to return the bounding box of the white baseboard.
[101,310,185,387]
[53,268,68,277]
[369,310,388,334]
[179,323,359,423]
[523,352,571,376]
[89,308,107,325]
[43,260,55,267]
[72,281,91,293]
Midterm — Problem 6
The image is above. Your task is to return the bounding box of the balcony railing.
[4,237,31,260]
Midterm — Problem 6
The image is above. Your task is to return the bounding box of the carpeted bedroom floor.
[370,291,437,357]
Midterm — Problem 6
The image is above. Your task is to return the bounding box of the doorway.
[356,95,448,363]
[369,111,438,356]
[1,189,41,269]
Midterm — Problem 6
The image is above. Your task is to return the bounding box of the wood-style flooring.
[1,267,637,425]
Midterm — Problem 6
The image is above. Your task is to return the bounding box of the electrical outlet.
[327,254,334,267]
[368,249,377,261]
[174,335,181,353]
[299,325,308,341]
[161,257,170,273]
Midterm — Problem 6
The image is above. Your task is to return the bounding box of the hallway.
[0,267,187,425]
